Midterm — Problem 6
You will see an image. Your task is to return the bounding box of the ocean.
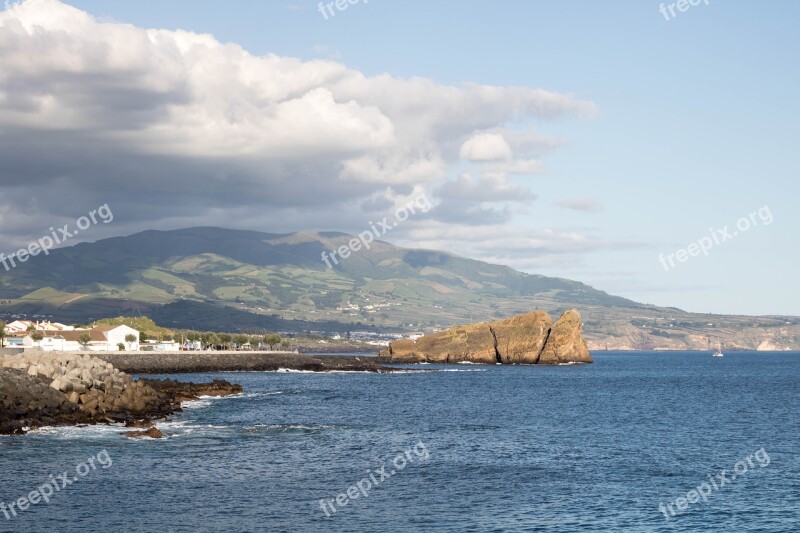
[1,351,798,532]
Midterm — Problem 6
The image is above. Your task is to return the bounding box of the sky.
[0,0,797,316]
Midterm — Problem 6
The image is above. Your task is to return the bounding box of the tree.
[218,333,233,350]
[234,334,249,349]
[250,336,262,349]
[187,331,200,342]
[31,331,44,344]
[78,334,92,349]
[280,339,291,351]
[264,333,281,350]
[117,343,125,351]
[125,334,137,350]
[27,324,36,332]
[0,320,5,348]
[206,333,219,350]
[140,331,149,343]
[201,332,217,349]
[200,331,219,349]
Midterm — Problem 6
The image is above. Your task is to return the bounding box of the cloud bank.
[0,0,615,269]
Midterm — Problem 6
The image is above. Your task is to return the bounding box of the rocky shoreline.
[1,353,242,436]
[2,313,591,436]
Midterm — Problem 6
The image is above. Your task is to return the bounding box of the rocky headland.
[380,309,592,365]
[0,352,241,435]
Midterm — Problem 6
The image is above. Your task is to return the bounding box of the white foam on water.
[325,370,379,374]
[153,420,234,439]
[242,423,335,433]
[181,398,214,409]
[238,391,288,397]
[181,392,244,409]
[28,423,126,439]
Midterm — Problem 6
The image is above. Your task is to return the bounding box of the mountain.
[1,227,798,350]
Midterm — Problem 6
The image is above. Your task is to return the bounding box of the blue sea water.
[1,351,799,532]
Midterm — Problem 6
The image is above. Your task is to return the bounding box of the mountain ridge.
[1,227,798,350]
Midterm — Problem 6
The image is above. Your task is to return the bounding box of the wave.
[241,423,336,435]
[28,423,126,439]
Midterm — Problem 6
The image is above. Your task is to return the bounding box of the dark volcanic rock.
[1,366,244,435]
[139,379,243,403]
[125,418,155,428]
[123,427,164,439]
[0,369,88,435]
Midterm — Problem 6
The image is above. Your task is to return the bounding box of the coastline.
[0,352,244,435]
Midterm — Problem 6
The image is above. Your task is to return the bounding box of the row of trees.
[182,331,289,351]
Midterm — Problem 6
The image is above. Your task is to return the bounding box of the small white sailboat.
[712,341,724,358]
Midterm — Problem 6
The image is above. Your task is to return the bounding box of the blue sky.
[1,0,798,315]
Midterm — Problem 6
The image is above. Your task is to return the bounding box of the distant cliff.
[381,309,592,365]
[583,315,800,352]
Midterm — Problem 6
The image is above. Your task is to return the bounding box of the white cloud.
[394,223,642,271]
[459,132,513,161]
[0,0,616,267]
[437,172,536,203]
[484,158,547,175]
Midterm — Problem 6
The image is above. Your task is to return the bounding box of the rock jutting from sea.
[380,309,592,365]
[0,352,242,435]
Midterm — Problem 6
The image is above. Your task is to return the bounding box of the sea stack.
[381,309,592,365]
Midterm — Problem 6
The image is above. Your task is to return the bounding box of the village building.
[22,325,139,352]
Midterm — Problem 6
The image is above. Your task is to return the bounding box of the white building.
[5,320,34,334]
[140,341,180,351]
[5,320,75,334]
[23,325,140,352]
[183,340,202,351]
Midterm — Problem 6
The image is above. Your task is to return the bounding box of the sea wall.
[93,351,390,373]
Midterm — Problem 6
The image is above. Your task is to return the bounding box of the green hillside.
[0,227,640,329]
[1,227,798,350]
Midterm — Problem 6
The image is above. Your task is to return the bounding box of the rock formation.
[1,352,242,435]
[0,369,86,435]
[381,309,592,365]
[123,427,164,439]
[537,309,592,364]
